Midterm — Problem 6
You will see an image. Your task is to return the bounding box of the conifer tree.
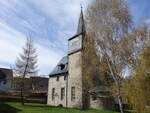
[15,36,38,105]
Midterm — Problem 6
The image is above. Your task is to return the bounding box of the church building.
[47,8,115,110]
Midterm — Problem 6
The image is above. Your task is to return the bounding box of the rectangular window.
[61,87,65,100]
[52,88,55,100]
[71,87,75,101]
[64,75,67,80]
[56,76,59,81]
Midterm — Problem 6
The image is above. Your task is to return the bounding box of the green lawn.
[0,102,120,113]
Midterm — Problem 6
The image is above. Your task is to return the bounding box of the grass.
[0,102,120,113]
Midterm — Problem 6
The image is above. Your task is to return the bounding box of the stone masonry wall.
[47,75,67,107]
[68,51,83,109]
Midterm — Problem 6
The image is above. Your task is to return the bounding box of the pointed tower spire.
[77,5,85,34]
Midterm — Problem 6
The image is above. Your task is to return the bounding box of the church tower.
[67,8,85,108]
[48,7,115,110]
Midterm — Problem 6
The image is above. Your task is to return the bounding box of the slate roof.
[49,56,68,77]
[77,7,85,34]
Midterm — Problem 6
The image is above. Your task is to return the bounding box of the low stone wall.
[90,96,115,110]
[0,95,47,104]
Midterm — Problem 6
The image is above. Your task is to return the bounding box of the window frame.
[52,88,55,100]
[64,75,67,80]
[61,87,65,100]
[71,87,75,101]
[56,76,59,81]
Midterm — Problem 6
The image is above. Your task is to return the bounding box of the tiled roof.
[49,56,68,77]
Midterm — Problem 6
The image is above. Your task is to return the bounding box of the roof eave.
[49,71,68,77]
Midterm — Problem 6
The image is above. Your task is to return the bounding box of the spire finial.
[77,4,85,34]
[80,3,83,10]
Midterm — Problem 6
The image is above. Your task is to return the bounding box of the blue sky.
[0,0,150,76]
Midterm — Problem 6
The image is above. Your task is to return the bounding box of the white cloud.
[0,22,62,75]
[0,0,91,55]
[27,0,90,27]
[36,44,62,75]
[0,0,92,75]
[0,22,24,63]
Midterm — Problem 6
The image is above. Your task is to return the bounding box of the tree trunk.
[20,87,24,105]
[106,57,124,113]
[118,95,123,113]
[20,49,29,105]
[82,91,90,109]
[20,78,25,105]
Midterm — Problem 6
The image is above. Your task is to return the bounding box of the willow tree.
[82,32,114,109]
[125,28,150,113]
[86,0,132,112]
[82,33,101,108]
[15,36,38,105]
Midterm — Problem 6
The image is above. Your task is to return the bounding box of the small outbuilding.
[0,68,13,91]
[89,86,115,110]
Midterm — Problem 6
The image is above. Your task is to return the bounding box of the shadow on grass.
[24,104,90,111]
[24,104,56,108]
[24,104,123,113]
[0,102,21,113]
